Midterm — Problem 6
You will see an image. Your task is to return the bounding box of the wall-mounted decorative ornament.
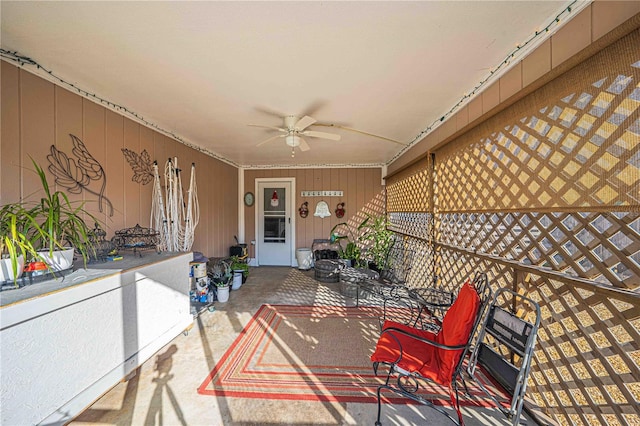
[298,201,309,218]
[122,148,153,184]
[271,190,279,207]
[314,201,331,218]
[335,202,345,218]
[47,134,113,216]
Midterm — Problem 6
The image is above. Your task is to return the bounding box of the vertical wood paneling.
[190,151,204,254]
[21,71,54,201]
[312,169,322,241]
[1,62,21,204]
[105,110,125,235]
[138,126,154,227]
[347,168,357,227]
[299,170,305,247]
[82,98,106,226]
[321,169,330,238]
[212,154,222,255]
[330,169,340,231]
[1,67,237,258]
[204,152,214,255]
[339,168,349,224]
[54,87,82,159]
[123,118,140,227]
[245,170,257,249]
[53,87,84,231]
[243,167,383,250]
[227,162,238,254]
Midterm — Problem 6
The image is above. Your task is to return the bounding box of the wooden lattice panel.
[437,211,640,290]
[524,274,640,426]
[388,212,432,241]
[431,245,640,425]
[386,156,432,213]
[384,31,640,425]
[435,31,640,214]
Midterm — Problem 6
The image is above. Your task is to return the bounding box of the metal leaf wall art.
[47,134,114,216]
[122,148,153,185]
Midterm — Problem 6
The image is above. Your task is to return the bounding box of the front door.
[257,179,294,266]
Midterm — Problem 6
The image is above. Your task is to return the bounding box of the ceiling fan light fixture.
[285,134,301,147]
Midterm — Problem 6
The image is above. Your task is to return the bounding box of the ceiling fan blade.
[294,115,317,131]
[254,105,287,118]
[314,123,406,145]
[256,134,284,147]
[298,137,310,152]
[248,124,286,132]
[302,130,341,141]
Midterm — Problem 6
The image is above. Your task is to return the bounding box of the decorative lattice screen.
[386,156,433,241]
[435,31,639,214]
[384,29,640,425]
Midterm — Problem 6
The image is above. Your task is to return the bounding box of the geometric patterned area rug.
[198,304,504,406]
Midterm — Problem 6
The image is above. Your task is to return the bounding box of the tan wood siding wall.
[243,168,383,251]
[0,62,237,257]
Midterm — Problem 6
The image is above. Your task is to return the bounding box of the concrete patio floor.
[71,266,537,426]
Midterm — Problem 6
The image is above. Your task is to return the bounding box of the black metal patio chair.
[466,287,541,426]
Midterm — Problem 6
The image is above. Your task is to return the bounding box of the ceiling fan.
[249,115,341,156]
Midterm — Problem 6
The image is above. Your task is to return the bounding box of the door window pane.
[264,187,286,243]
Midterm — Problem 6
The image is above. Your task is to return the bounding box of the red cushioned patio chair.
[371,272,491,426]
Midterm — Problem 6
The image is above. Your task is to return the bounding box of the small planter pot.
[216,285,230,303]
[37,247,74,273]
[231,270,243,290]
[0,255,25,282]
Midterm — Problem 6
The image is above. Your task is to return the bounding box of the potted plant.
[209,258,232,302]
[229,255,249,290]
[230,256,249,280]
[0,202,47,285]
[359,214,394,272]
[29,161,97,272]
[329,220,367,267]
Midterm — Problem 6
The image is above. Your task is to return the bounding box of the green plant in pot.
[229,255,249,283]
[329,221,366,267]
[0,202,48,285]
[360,214,394,272]
[29,160,97,272]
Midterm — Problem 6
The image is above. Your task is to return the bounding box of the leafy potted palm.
[29,161,97,272]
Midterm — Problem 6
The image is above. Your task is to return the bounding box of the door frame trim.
[254,177,296,267]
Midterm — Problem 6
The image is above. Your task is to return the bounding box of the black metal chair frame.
[378,235,414,287]
[360,236,453,323]
[372,272,492,426]
[466,287,541,426]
